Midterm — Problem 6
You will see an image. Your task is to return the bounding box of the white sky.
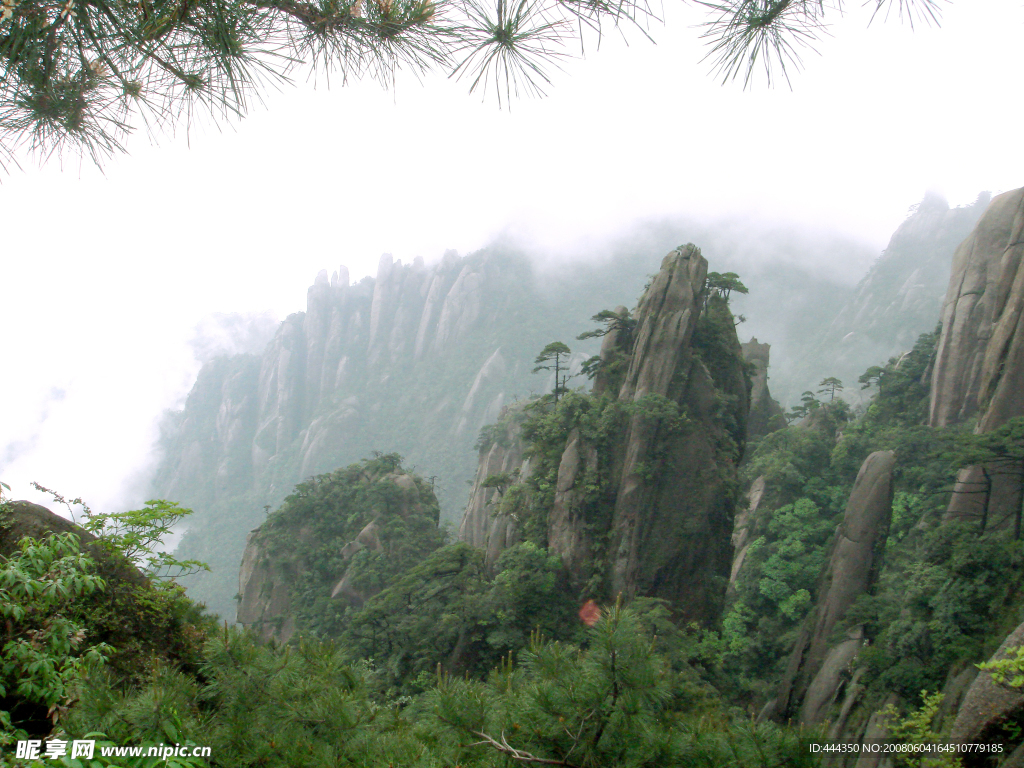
[2,0,1023,514]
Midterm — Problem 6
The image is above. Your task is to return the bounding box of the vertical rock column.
[609,245,709,601]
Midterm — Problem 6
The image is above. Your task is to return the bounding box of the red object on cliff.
[578,600,601,626]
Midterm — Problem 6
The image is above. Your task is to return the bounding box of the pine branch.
[469,730,582,767]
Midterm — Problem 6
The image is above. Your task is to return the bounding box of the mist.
[2,0,1021,517]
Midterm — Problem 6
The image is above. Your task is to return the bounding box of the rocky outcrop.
[949,619,1024,757]
[743,338,785,440]
[608,246,732,609]
[729,475,766,587]
[458,403,530,565]
[927,188,1024,529]
[463,246,750,623]
[236,468,435,642]
[236,525,303,643]
[765,450,895,725]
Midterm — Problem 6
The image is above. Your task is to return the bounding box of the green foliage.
[704,271,749,306]
[576,308,636,342]
[782,393,823,423]
[0,532,110,738]
[533,340,573,400]
[258,455,446,641]
[816,377,843,401]
[517,390,626,550]
[420,602,820,767]
[58,605,822,768]
[721,498,837,695]
[721,328,1017,711]
[339,540,579,696]
[30,485,208,579]
[0,0,664,166]
[742,425,835,506]
[850,522,1023,697]
[879,691,962,768]
[577,308,635,387]
[978,644,1024,688]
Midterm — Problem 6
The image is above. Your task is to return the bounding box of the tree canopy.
[1,0,950,166]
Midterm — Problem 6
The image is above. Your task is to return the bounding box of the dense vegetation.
[5,298,1024,766]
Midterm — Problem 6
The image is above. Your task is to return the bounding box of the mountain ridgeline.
[777,192,990,407]
[156,249,658,618]
[135,189,1024,765]
[155,221,866,621]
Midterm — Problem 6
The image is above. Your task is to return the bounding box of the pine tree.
[1,0,949,165]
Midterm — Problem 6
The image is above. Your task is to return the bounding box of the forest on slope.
[3,189,1024,768]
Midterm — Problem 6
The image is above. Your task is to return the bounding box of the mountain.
[155,247,655,619]
[153,216,914,621]
[777,192,990,409]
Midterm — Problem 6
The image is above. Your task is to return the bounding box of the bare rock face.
[766,450,895,725]
[729,475,766,587]
[743,338,786,441]
[930,188,1024,428]
[949,619,1024,753]
[603,246,748,619]
[547,428,601,579]
[459,403,530,566]
[236,526,300,643]
[927,188,1024,529]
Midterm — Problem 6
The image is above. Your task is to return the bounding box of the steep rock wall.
[458,402,530,565]
[930,188,1024,428]
[950,618,1024,762]
[742,338,785,440]
[928,188,1024,529]
[607,247,747,614]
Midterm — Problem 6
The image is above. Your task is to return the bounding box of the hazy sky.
[3,0,1022,513]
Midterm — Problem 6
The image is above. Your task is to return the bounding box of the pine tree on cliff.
[817,377,843,401]
[533,341,571,402]
[3,0,946,166]
[703,271,748,311]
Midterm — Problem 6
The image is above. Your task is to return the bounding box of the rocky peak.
[461,245,749,624]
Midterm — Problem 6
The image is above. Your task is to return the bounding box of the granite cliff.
[461,246,751,623]
[929,188,1024,532]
